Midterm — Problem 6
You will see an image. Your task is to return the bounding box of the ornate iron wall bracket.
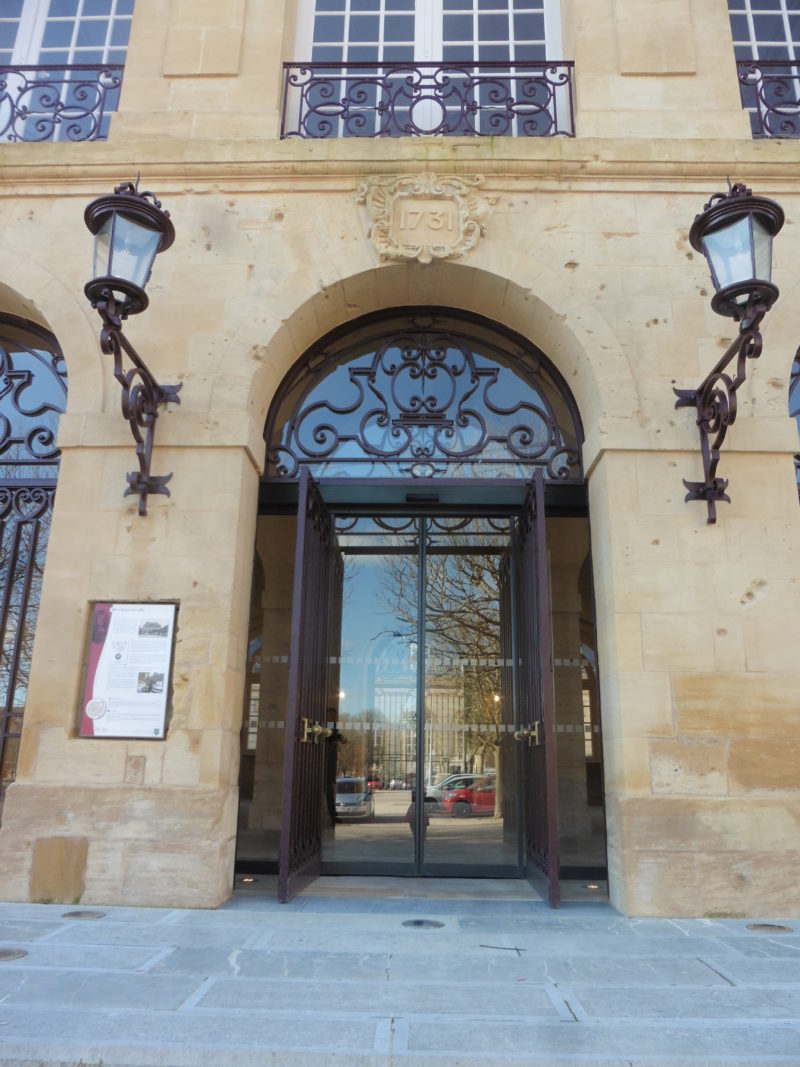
[96,293,181,516]
[674,300,766,525]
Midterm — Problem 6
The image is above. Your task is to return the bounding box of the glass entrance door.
[321,513,523,876]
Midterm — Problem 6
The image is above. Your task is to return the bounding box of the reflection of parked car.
[335,777,375,820]
[427,771,495,806]
[441,779,496,818]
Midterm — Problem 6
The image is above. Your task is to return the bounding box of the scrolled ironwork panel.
[0,65,123,143]
[0,318,64,811]
[282,61,575,139]
[0,485,55,802]
[737,61,800,139]
[0,322,67,476]
[265,316,583,482]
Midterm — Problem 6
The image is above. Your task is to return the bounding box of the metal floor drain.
[61,910,106,920]
[747,923,793,934]
[402,919,444,929]
[0,948,27,961]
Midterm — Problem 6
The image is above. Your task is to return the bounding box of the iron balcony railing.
[737,60,800,139]
[0,64,124,143]
[281,60,575,138]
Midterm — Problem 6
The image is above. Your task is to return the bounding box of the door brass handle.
[301,718,331,744]
[513,722,541,747]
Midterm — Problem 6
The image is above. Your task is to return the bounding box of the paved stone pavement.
[0,877,799,1066]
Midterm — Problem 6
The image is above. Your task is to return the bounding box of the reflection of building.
[373,682,473,785]
[1,2,800,917]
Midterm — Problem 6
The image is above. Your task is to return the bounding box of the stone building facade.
[0,0,799,916]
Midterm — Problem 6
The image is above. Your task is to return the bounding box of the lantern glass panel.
[108,213,161,290]
[92,215,113,281]
[752,215,773,283]
[701,215,754,293]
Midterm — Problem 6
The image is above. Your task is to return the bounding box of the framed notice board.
[79,602,177,739]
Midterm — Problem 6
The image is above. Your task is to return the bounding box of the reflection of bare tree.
[379,547,506,816]
[337,708,383,778]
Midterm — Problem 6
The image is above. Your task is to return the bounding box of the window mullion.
[102,0,117,63]
[415,0,440,62]
[543,0,562,57]
[744,0,758,61]
[779,0,796,63]
[65,0,86,65]
[11,0,49,64]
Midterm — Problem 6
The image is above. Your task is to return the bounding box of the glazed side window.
[1,0,136,142]
[0,0,134,66]
[728,0,800,62]
[298,0,563,63]
[0,2,23,64]
[729,0,800,137]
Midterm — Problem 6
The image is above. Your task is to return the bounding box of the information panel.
[79,602,177,739]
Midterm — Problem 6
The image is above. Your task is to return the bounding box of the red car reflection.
[440,778,496,817]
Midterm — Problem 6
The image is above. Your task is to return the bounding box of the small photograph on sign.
[137,671,164,694]
[79,602,176,740]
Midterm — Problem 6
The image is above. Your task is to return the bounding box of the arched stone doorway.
[237,308,606,905]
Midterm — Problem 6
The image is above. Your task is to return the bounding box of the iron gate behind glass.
[0,317,66,811]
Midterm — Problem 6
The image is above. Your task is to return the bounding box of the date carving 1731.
[358,174,496,264]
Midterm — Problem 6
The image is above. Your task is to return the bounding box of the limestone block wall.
[115,0,751,142]
[548,520,594,850]
[0,0,799,915]
[591,444,800,916]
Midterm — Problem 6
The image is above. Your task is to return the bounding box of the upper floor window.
[0,0,134,142]
[1,0,133,66]
[729,0,800,137]
[299,0,563,65]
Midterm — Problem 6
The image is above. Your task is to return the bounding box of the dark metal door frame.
[278,468,341,902]
[275,473,563,903]
[517,468,560,906]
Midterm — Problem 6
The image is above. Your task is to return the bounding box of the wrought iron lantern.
[675,182,784,523]
[84,179,175,316]
[689,181,783,318]
[83,180,181,516]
